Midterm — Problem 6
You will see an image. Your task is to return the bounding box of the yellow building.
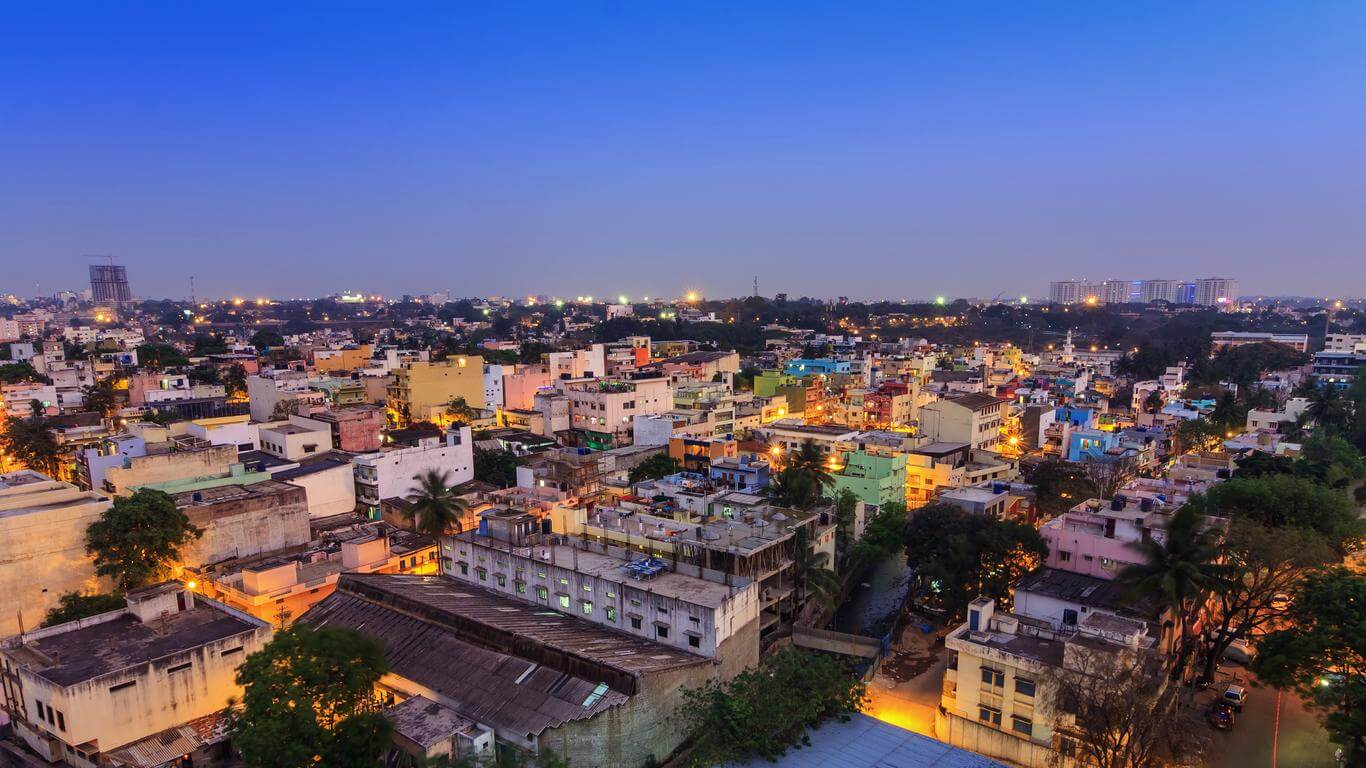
[312,344,374,373]
[388,356,486,425]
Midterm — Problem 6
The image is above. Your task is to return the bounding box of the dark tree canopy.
[42,592,126,627]
[904,503,1047,617]
[85,489,202,591]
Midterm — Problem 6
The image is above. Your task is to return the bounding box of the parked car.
[1223,684,1249,711]
[1224,638,1256,664]
[1208,701,1236,730]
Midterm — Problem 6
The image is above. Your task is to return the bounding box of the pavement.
[1201,663,1339,768]
[861,617,950,737]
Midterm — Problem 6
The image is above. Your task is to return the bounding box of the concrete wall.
[283,462,357,518]
[0,484,109,637]
[181,484,311,566]
[105,445,238,496]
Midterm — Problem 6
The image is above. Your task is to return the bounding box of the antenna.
[190,275,196,306]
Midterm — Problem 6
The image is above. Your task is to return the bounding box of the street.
[1197,665,1338,768]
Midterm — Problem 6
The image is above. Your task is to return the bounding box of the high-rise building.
[1049,281,1084,305]
[1195,277,1239,307]
[1099,280,1133,305]
[1138,279,1179,304]
[88,262,132,307]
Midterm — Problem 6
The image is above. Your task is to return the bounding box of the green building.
[831,450,907,508]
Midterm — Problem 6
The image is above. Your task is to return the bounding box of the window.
[980,667,1004,687]
[459,563,469,576]
[167,661,193,674]
[516,581,527,594]
[630,617,642,629]
[688,635,701,648]
[476,568,487,581]
[605,607,617,621]
[1058,550,1072,562]
[558,594,571,609]
[581,601,593,615]
[220,646,244,657]
[109,680,137,693]
[1059,737,1077,757]
[55,711,66,731]
[1015,677,1036,697]
[1012,715,1032,736]
[656,625,669,639]
[582,584,592,593]
[45,705,54,724]
[496,574,506,587]
[978,706,1002,726]
[34,699,45,722]
[535,586,548,600]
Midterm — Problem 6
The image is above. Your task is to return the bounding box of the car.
[1223,684,1249,710]
[1224,638,1256,664]
[1208,701,1236,730]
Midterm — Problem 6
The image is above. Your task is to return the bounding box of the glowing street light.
[935,296,946,305]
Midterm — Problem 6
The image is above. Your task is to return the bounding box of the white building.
[1194,277,1239,307]
[353,427,474,513]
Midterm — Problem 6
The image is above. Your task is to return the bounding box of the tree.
[404,469,468,540]
[81,376,120,419]
[473,447,521,488]
[791,527,840,608]
[1,409,64,477]
[627,453,681,484]
[678,647,866,766]
[1191,474,1358,548]
[785,439,834,490]
[1047,644,1208,768]
[134,343,189,369]
[1117,504,1226,669]
[1307,383,1353,432]
[1025,460,1098,518]
[1209,391,1246,432]
[904,503,1047,617]
[224,363,249,399]
[1253,568,1366,763]
[444,396,476,426]
[1197,520,1336,683]
[250,328,286,349]
[42,592,126,627]
[1142,389,1164,414]
[1080,455,1136,499]
[85,488,202,591]
[1172,418,1224,454]
[231,625,393,768]
[0,361,48,384]
[851,502,906,563]
[765,466,823,510]
[832,488,858,555]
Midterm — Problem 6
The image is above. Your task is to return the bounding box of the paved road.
[1204,667,1338,768]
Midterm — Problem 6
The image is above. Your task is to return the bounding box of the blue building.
[1065,428,1119,462]
[783,358,851,376]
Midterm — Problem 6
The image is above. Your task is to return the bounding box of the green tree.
[851,502,907,563]
[764,466,823,510]
[904,503,1047,617]
[404,469,468,540]
[224,363,249,398]
[785,439,834,490]
[250,328,286,349]
[627,453,681,484]
[1117,504,1226,670]
[1,408,64,477]
[444,396,476,426]
[832,487,858,554]
[0,361,48,384]
[1173,417,1225,454]
[1307,383,1353,432]
[473,447,522,487]
[42,592,126,627]
[81,376,120,419]
[1252,568,1366,763]
[134,343,189,369]
[231,626,393,768]
[1191,474,1359,547]
[1142,389,1164,414]
[678,647,866,766]
[85,489,203,591]
[1025,460,1098,518]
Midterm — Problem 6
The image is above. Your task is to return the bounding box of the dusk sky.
[3,2,1364,301]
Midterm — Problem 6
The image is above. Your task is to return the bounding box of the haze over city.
[4,2,1366,299]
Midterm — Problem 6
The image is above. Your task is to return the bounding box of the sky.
[3,2,1365,301]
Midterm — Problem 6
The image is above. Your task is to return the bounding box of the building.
[734,713,1005,767]
[919,393,1007,451]
[101,439,238,497]
[388,356,487,425]
[0,471,111,637]
[1312,349,1366,387]
[1210,331,1309,353]
[0,582,272,766]
[88,262,132,307]
[564,377,671,449]
[353,427,473,514]
[1194,277,1239,307]
[256,415,334,461]
[302,573,756,767]
[1039,494,1181,579]
[756,421,862,461]
[270,453,358,518]
[830,450,907,509]
[1138,279,1179,304]
[312,344,373,373]
[1324,333,1366,354]
[310,405,386,452]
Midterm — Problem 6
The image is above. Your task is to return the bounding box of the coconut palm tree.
[791,527,841,609]
[1118,504,1227,674]
[785,439,835,490]
[1306,384,1352,432]
[405,469,468,540]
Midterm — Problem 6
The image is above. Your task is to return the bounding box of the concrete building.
[1194,277,1239,307]
[388,356,487,425]
[1312,349,1366,387]
[271,453,358,518]
[256,415,333,461]
[245,373,326,422]
[0,471,111,638]
[101,439,239,497]
[310,405,385,452]
[1039,494,1182,579]
[353,427,473,514]
[88,262,133,307]
[1210,331,1309,353]
[564,377,671,448]
[0,582,271,766]
[1138,279,1180,304]
[127,372,195,406]
[830,450,908,509]
[311,344,373,373]
[1324,333,1366,354]
[166,478,313,567]
[919,393,1007,451]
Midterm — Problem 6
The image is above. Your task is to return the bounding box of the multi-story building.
[311,343,373,373]
[0,471,111,637]
[1039,494,1182,579]
[310,405,385,452]
[1138,279,1179,304]
[1324,333,1366,354]
[161,478,313,567]
[919,393,1007,451]
[387,356,487,425]
[830,450,907,509]
[256,415,333,461]
[1,382,59,418]
[0,582,271,766]
[1194,277,1239,307]
[1312,349,1366,387]
[563,377,671,448]
[352,427,473,514]
[1210,331,1309,353]
[88,262,133,307]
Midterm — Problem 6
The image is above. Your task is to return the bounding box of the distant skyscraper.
[89,262,132,307]
[1195,277,1239,307]
[1138,279,1179,304]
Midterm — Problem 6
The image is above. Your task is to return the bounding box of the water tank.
[1110,497,1125,511]
[1140,498,1154,512]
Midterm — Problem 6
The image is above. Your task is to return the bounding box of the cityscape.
[3,4,1365,768]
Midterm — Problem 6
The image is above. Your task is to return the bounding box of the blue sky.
[2,2,1364,300]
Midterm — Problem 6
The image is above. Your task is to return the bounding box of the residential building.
[127,372,194,406]
[0,471,111,637]
[88,262,133,307]
[919,393,1007,451]
[756,421,862,461]
[563,376,671,448]
[1,382,59,418]
[0,582,271,766]
[1324,333,1366,354]
[164,478,312,567]
[311,344,373,373]
[708,454,771,493]
[310,405,386,452]
[830,450,907,509]
[1210,331,1309,353]
[257,415,333,461]
[1194,277,1239,307]
[102,439,238,497]
[353,427,474,514]
[1312,349,1366,387]
[1138,279,1180,304]
[270,453,358,518]
[387,355,487,425]
[1040,494,1182,579]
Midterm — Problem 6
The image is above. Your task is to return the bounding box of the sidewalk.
[861,616,949,737]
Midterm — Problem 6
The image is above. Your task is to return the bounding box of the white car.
[1223,684,1249,711]
[1224,638,1256,664]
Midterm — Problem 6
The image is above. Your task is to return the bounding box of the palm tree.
[1118,504,1227,675]
[1,406,64,477]
[786,439,835,489]
[791,527,840,609]
[765,468,820,510]
[1306,384,1351,431]
[405,469,468,540]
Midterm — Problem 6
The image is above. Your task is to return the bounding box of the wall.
[181,484,311,566]
[104,444,238,496]
[0,484,109,636]
[283,462,357,518]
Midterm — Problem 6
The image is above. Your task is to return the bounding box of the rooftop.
[385,696,484,750]
[730,712,1004,768]
[170,478,302,508]
[946,393,1008,411]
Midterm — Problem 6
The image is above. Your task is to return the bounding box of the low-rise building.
[353,427,473,514]
[830,449,907,508]
[919,393,1007,451]
[165,478,313,567]
[0,583,272,767]
[310,405,386,453]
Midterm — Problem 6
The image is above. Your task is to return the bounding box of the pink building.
[1039,492,1178,580]
[502,365,551,411]
[311,406,385,452]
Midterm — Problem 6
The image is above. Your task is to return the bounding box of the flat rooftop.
[6,604,259,687]
[733,712,1005,767]
[171,478,301,507]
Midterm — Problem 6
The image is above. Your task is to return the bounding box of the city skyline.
[3,3,1366,299]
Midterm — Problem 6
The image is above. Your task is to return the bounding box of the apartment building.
[311,343,373,373]
[563,376,671,448]
[830,450,907,508]
[1324,333,1366,353]
[0,583,272,767]
[1039,494,1182,579]
[352,426,474,513]
[256,415,333,460]
[308,405,385,452]
[919,393,1007,451]
[1209,331,1309,353]
[387,355,487,425]
[101,439,238,496]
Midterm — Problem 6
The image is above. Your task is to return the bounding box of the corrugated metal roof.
[729,714,1006,768]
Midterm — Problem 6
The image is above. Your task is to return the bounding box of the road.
[1204,666,1338,768]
